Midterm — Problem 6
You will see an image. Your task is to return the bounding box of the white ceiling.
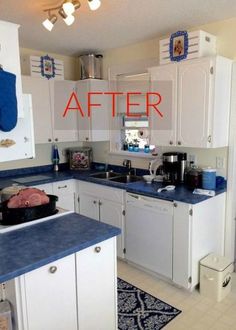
[1,0,236,56]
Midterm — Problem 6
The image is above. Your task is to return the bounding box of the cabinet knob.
[55,138,58,142]
[49,266,57,274]
[85,137,89,141]
[48,138,52,142]
[95,246,101,253]
[177,141,182,145]
[173,202,178,208]
[169,141,173,145]
[207,135,212,143]
[98,201,102,206]
[93,200,97,204]
[24,136,29,142]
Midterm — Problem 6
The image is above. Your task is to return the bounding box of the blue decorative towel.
[0,69,18,131]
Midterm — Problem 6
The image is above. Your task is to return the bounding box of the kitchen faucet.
[123,159,136,175]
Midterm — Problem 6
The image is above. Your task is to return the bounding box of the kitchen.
[1,1,236,329]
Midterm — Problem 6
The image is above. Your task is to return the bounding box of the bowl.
[143,175,155,184]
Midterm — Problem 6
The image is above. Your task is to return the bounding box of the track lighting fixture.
[42,0,100,31]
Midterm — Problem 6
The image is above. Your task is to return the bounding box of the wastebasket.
[200,253,233,302]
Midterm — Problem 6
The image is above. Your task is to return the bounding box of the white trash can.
[200,253,233,302]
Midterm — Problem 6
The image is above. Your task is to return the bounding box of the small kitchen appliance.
[68,147,93,170]
[162,152,187,184]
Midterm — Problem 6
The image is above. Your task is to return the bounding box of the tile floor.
[117,260,236,330]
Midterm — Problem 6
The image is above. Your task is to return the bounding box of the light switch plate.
[216,157,224,169]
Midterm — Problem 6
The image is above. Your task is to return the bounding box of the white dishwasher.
[125,193,174,279]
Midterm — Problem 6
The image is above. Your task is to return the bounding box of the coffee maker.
[162,152,187,184]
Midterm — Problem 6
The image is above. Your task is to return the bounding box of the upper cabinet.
[76,79,110,142]
[22,76,79,144]
[149,56,232,148]
[0,94,35,161]
[22,76,53,143]
[0,20,23,118]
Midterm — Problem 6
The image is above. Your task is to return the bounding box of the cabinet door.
[79,193,99,220]
[0,21,23,117]
[0,94,35,162]
[76,80,91,142]
[23,255,77,330]
[22,76,53,144]
[100,199,124,258]
[177,58,212,147]
[173,202,192,289]
[149,64,177,146]
[76,238,117,330]
[50,80,78,142]
[76,79,110,142]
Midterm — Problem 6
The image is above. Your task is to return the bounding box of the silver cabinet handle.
[58,185,67,189]
[95,246,101,253]
[49,266,57,274]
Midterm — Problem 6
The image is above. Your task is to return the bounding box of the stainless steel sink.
[110,175,142,183]
[90,171,121,179]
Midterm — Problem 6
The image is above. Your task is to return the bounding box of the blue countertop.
[0,212,121,283]
[0,166,226,204]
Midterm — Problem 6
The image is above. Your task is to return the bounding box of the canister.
[202,168,216,190]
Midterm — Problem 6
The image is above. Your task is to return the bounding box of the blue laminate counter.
[0,165,226,204]
[0,213,121,283]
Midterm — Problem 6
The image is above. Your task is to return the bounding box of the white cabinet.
[173,193,225,289]
[0,94,35,162]
[20,255,77,330]
[4,238,117,330]
[50,80,78,142]
[78,181,124,258]
[0,20,23,118]
[21,76,78,144]
[149,56,232,148]
[76,237,117,330]
[76,79,110,141]
[21,76,53,143]
[52,179,75,211]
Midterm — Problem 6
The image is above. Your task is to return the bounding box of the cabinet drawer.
[52,180,75,194]
[78,181,124,203]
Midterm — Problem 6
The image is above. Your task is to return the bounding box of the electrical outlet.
[188,154,197,164]
[216,157,224,169]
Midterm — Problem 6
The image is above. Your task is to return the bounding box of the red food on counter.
[7,188,50,208]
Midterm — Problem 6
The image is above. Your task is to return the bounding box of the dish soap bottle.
[52,144,60,172]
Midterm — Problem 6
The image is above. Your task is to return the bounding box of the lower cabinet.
[76,237,117,330]
[4,237,117,330]
[77,181,125,258]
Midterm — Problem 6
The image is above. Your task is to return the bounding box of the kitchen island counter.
[0,212,121,283]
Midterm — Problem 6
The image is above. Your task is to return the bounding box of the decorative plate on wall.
[30,55,64,80]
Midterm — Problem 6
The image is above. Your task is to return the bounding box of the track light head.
[42,14,57,31]
[88,0,101,11]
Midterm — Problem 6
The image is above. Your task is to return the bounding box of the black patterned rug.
[118,278,182,330]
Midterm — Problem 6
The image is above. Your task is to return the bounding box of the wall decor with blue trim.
[30,55,64,80]
[169,31,188,62]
